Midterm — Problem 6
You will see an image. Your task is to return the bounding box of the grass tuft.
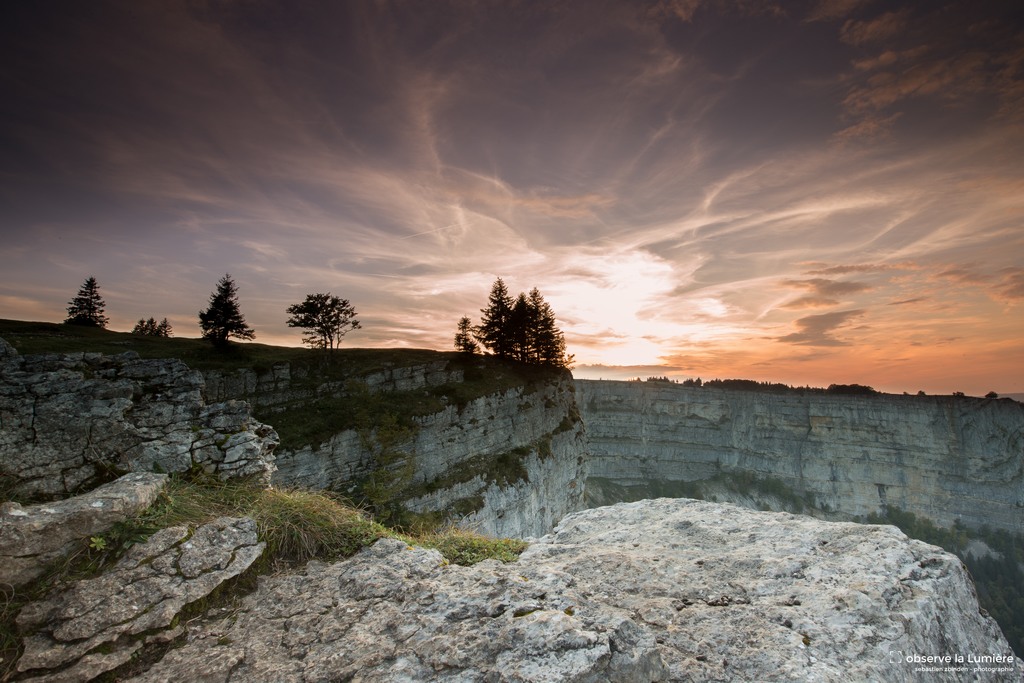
[249,487,386,566]
[415,527,528,566]
[0,474,527,680]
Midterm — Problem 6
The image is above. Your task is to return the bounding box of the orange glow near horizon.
[1,2,1022,397]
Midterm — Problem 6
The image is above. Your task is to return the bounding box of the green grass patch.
[0,319,448,376]
[415,527,528,566]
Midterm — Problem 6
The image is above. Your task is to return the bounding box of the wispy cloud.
[888,297,927,306]
[803,262,914,276]
[805,0,873,22]
[782,278,873,297]
[832,1,1024,142]
[995,268,1024,300]
[0,1,1021,395]
[840,10,911,46]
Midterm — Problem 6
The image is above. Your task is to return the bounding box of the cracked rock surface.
[0,339,278,499]
[129,500,1021,683]
[16,517,264,682]
[525,499,1023,682]
[0,472,168,588]
[131,536,665,683]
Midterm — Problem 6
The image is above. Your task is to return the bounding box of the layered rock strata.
[578,380,1024,533]
[0,339,279,499]
[128,500,1021,683]
[202,360,463,412]
[274,377,588,538]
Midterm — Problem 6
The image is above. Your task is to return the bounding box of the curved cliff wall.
[577,380,1024,533]
[270,372,587,538]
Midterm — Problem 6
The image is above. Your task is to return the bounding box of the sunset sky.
[2,0,1022,395]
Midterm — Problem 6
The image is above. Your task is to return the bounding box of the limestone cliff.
[578,380,1024,533]
[0,335,587,539]
[201,359,463,412]
[272,374,587,538]
[0,339,278,500]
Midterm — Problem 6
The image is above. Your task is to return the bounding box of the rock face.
[578,380,1024,533]
[275,376,588,538]
[0,340,279,499]
[17,517,264,682]
[0,472,168,588]
[128,500,1021,683]
[202,360,463,412]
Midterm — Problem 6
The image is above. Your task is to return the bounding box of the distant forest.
[638,376,1011,400]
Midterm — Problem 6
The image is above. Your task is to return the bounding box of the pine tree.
[507,293,533,363]
[526,287,572,368]
[198,274,255,346]
[475,278,515,358]
[471,280,573,368]
[132,318,158,335]
[454,316,479,354]
[65,277,109,328]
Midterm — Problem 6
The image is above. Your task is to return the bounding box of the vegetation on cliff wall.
[266,358,562,450]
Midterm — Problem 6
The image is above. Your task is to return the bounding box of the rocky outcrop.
[16,517,264,682]
[130,536,663,683]
[0,472,168,588]
[126,500,1021,682]
[578,380,1024,533]
[201,360,463,412]
[0,340,279,500]
[274,376,588,538]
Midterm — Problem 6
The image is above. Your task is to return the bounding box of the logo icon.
[889,651,903,664]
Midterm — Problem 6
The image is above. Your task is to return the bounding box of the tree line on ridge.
[454,278,573,369]
[61,275,573,369]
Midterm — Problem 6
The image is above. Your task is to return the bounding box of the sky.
[1,0,1022,396]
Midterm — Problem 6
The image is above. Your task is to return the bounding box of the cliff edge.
[128,498,1022,682]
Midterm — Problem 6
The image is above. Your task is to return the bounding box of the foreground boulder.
[127,500,1021,682]
[131,536,664,683]
[527,499,1022,682]
[16,517,264,682]
[0,472,168,588]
